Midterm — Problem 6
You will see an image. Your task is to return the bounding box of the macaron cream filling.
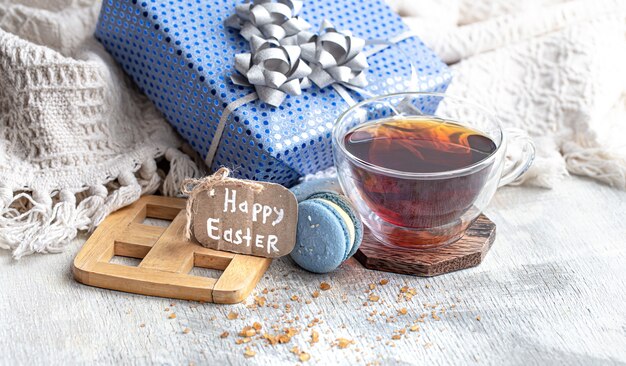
[311,198,355,248]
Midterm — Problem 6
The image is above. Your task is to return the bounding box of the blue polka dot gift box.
[95,0,452,186]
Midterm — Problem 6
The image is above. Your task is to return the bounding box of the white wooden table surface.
[1,176,625,365]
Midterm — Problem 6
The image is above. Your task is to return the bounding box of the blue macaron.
[289,192,363,273]
[290,177,342,202]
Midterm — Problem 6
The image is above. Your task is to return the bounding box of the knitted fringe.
[562,140,626,189]
[0,147,202,259]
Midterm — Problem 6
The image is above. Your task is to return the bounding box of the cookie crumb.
[476,315,481,321]
[239,326,256,337]
[299,352,311,362]
[220,331,229,339]
[312,290,320,298]
[379,279,389,285]
[168,313,177,319]
[183,328,191,334]
[336,338,353,349]
[243,347,256,358]
[227,311,238,320]
[310,330,319,344]
[254,296,266,307]
[278,334,291,344]
[368,294,380,302]
[320,282,331,291]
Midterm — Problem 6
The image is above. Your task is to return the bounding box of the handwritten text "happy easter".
[205,188,284,254]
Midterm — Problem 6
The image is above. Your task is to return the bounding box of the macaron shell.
[309,198,354,262]
[290,177,342,202]
[306,192,363,260]
[290,199,350,273]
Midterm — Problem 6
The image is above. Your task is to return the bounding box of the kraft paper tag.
[183,169,297,258]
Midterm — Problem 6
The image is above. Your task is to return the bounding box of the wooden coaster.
[353,214,495,276]
[72,195,271,304]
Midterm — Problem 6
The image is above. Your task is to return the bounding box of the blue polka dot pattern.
[95,0,452,186]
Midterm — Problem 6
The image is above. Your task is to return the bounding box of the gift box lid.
[96,0,451,186]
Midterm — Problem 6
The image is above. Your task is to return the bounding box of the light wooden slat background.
[1,177,625,365]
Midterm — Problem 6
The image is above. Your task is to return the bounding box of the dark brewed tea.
[343,117,497,231]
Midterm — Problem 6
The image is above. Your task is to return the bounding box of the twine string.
[181,167,264,240]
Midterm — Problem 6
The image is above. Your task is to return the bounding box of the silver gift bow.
[231,36,312,106]
[226,2,370,106]
[225,0,311,45]
[300,20,369,89]
[210,3,423,168]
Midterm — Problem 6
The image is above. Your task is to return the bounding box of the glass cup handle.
[499,128,536,187]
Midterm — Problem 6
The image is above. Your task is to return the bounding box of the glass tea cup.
[332,92,535,249]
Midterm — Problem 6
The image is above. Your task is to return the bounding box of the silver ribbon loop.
[231,36,312,106]
[300,20,369,89]
[226,3,371,107]
[226,0,311,44]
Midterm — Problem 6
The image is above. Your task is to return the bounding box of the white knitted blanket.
[389,0,626,189]
[1,0,625,259]
[0,0,205,259]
